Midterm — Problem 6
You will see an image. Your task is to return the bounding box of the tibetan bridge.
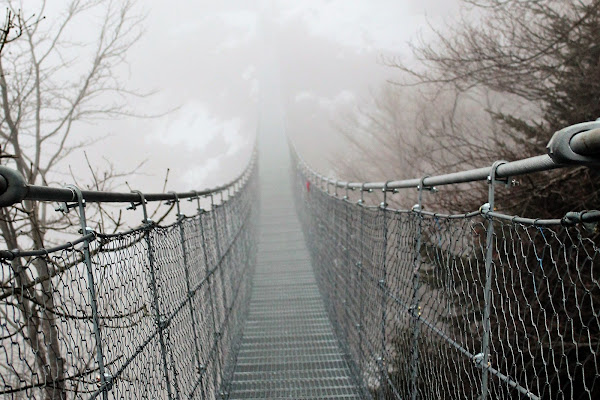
[0,113,599,400]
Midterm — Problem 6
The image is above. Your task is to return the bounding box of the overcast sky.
[44,0,462,193]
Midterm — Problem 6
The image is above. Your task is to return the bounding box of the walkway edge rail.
[291,120,600,400]
[0,146,258,400]
[0,147,257,207]
[295,121,600,192]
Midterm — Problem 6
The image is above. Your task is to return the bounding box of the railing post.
[357,184,366,392]
[219,190,232,311]
[195,194,221,397]
[133,190,176,400]
[342,183,351,357]
[378,181,391,397]
[332,181,340,327]
[169,192,206,399]
[210,193,227,396]
[479,161,506,400]
[211,194,228,308]
[65,185,110,400]
[409,176,432,400]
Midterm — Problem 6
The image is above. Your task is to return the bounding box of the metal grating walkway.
[227,181,361,399]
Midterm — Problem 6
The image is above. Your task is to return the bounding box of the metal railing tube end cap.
[0,166,28,207]
[547,120,600,165]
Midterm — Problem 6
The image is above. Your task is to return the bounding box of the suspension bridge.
[0,111,599,400]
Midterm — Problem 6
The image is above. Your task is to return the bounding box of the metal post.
[170,192,205,398]
[210,192,227,312]
[134,190,176,400]
[409,176,432,400]
[210,193,227,393]
[378,181,391,396]
[357,184,366,391]
[332,181,340,326]
[220,190,233,311]
[66,185,110,400]
[195,194,221,398]
[342,184,351,356]
[479,161,506,400]
[211,193,229,313]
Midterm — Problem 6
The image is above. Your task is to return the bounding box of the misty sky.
[51,0,462,192]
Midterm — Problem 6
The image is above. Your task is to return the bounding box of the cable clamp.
[472,352,491,368]
[547,120,600,165]
[562,210,599,232]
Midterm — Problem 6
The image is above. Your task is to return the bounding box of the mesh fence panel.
[0,168,257,399]
[293,159,600,400]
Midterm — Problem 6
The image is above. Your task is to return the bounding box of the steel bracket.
[130,190,151,224]
[381,181,393,209]
[168,191,183,221]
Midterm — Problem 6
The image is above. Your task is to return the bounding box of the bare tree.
[336,83,501,210]
[0,1,148,398]
[391,0,600,215]
[339,0,600,216]
[336,2,600,399]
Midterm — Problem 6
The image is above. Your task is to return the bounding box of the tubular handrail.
[570,127,600,155]
[0,145,257,207]
[292,120,600,191]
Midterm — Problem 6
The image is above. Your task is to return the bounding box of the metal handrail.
[292,121,600,191]
[0,145,257,207]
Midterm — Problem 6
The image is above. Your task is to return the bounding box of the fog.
[38,0,462,193]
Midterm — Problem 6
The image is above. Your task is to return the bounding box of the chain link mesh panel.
[0,168,257,399]
[293,159,600,400]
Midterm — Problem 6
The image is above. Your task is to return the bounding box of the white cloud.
[295,90,355,106]
[317,90,356,110]
[182,157,221,187]
[150,102,243,154]
[295,91,314,102]
[275,0,407,53]
[147,102,250,188]
[272,0,461,54]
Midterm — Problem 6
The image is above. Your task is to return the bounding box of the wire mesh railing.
[291,122,600,400]
[0,157,258,399]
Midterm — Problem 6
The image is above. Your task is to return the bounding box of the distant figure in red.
[306,180,310,192]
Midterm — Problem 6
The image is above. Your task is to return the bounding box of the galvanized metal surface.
[291,147,600,400]
[292,120,600,192]
[0,163,259,399]
[227,180,361,399]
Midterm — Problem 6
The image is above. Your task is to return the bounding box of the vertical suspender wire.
[197,198,220,397]
[331,182,339,327]
[68,186,109,400]
[480,161,506,400]
[378,182,390,397]
[342,184,353,378]
[357,184,368,398]
[210,193,226,395]
[212,193,229,320]
[171,192,205,399]
[410,177,428,400]
[139,196,175,400]
[219,190,231,313]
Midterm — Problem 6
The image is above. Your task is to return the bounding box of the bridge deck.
[227,186,360,399]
